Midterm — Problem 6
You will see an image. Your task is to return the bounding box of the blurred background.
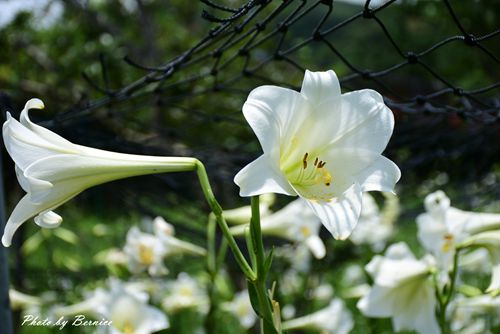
[0,0,499,333]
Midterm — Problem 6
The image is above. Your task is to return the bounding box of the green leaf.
[263,247,274,276]
[22,232,43,255]
[247,281,264,318]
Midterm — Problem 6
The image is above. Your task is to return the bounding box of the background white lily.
[349,192,395,252]
[221,290,257,329]
[53,278,169,334]
[161,272,208,313]
[357,242,440,334]
[417,190,500,290]
[282,299,353,334]
[2,98,197,247]
[234,70,400,240]
[230,199,326,259]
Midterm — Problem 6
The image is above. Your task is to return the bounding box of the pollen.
[138,244,154,265]
[441,233,454,253]
[295,152,333,187]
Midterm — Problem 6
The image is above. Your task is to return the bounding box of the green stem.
[207,214,217,275]
[438,249,461,334]
[194,160,256,280]
[250,196,277,334]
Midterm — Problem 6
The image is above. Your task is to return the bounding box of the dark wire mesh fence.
[54,0,499,124]
[23,0,494,210]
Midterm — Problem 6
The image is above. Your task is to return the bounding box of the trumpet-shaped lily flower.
[2,98,197,247]
[282,299,353,334]
[231,199,326,259]
[417,191,500,274]
[357,242,439,334]
[234,70,400,239]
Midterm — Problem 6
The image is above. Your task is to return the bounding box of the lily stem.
[194,159,256,280]
[249,196,278,334]
[438,248,460,334]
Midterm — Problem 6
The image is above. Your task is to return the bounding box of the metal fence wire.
[56,0,499,124]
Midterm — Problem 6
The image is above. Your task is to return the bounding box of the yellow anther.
[138,244,154,265]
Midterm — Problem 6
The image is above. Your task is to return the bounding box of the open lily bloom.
[234,70,400,239]
[123,226,168,277]
[417,191,500,274]
[161,272,208,313]
[2,98,197,247]
[231,199,326,259]
[53,278,168,334]
[282,299,353,334]
[357,242,439,334]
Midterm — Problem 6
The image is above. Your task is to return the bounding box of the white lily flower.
[349,192,394,252]
[2,98,197,247]
[53,278,168,334]
[152,217,206,257]
[221,290,257,329]
[417,191,500,287]
[234,70,400,239]
[123,227,168,277]
[282,299,353,334]
[231,199,326,259]
[223,193,276,225]
[357,242,439,334]
[9,289,41,311]
[161,273,208,313]
[462,230,500,293]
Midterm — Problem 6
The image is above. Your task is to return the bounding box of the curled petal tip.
[25,98,44,110]
[2,235,11,247]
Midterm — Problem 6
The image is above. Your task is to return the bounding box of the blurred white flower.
[9,289,41,311]
[231,199,326,259]
[417,190,500,272]
[152,217,206,256]
[161,273,208,313]
[124,227,168,277]
[311,283,334,301]
[234,70,400,240]
[349,193,394,252]
[357,242,439,334]
[1,98,197,247]
[53,278,168,334]
[282,299,353,334]
[223,193,276,225]
[462,230,500,293]
[450,295,499,334]
[221,290,257,329]
[123,218,206,277]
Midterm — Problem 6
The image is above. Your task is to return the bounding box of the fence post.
[0,150,13,334]
[0,93,13,334]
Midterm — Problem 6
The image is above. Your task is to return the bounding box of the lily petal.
[2,195,53,247]
[326,90,394,153]
[305,234,326,259]
[243,85,304,156]
[304,182,362,240]
[34,211,62,229]
[355,156,401,193]
[300,70,341,104]
[234,154,296,197]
